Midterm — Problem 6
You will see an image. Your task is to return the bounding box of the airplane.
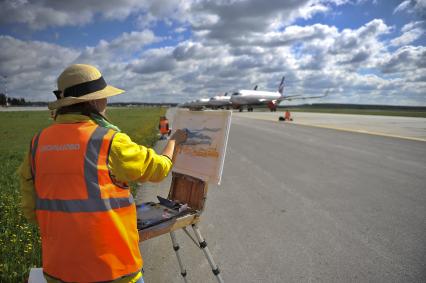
[230,76,328,112]
[179,98,211,110]
[207,93,231,109]
[179,93,231,110]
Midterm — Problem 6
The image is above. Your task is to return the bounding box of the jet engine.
[267,101,277,112]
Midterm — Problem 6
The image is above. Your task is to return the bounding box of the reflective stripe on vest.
[31,126,134,213]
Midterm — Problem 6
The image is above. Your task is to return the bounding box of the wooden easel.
[138,172,224,283]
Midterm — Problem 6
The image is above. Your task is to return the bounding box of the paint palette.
[136,201,191,230]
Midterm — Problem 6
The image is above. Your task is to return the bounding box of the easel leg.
[170,232,189,283]
[191,224,224,283]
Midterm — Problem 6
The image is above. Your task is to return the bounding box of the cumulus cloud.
[261,24,337,47]
[0,0,346,33]
[1,1,425,105]
[0,36,79,100]
[390,21,424,46]
[172,42,203,61]
[128,48,177,74]
[77,30,160,64]
[0,0,190,30]
[380,45,426,74]
[188,0,342,45]
[394,0,412,14]
[0,1,128,29]
[393,0,426,24]
[324,19,390,70]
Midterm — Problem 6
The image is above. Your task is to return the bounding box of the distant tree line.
[0,93,27,106]
[109,102,179,107]
[0,95,179,107]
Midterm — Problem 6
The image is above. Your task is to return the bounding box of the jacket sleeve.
[108,132,173,183]
[18,152,38,224]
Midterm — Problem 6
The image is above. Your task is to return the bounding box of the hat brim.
[48,85,124,110]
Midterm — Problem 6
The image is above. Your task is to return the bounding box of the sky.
[0,0,425,106]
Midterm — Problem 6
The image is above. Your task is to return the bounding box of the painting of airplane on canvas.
[172,109,232,185]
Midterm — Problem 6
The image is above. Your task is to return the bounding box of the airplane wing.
[279,90,329,101]
[281,94,303,99]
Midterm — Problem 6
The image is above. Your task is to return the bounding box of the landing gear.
[236,106,253,112]
[267,101,277,112]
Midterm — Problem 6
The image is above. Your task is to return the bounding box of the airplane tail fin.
[278,76,285,95]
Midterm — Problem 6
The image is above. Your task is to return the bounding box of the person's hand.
[170,129,188,145]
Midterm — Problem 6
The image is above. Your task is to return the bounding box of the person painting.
[284,110,293,121]
[19,64,187,283]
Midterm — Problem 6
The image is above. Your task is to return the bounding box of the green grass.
[278,108,426,117]
[0,107,166,282]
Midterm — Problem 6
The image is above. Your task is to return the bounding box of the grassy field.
[0,107,166,282]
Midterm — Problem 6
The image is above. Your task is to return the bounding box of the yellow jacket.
[19,114,172,224]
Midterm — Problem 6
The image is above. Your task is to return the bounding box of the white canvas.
[172,109,232,185]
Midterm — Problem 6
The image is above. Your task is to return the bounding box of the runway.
[234,111,426,141]
[138,112,426,282]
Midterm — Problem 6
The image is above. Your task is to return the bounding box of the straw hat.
[48,64,124,110]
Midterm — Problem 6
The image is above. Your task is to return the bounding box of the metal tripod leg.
[170,231,189,283]
[191,224,224,283]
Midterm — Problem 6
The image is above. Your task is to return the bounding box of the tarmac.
[137,109,425,282]
[233,111,426,141]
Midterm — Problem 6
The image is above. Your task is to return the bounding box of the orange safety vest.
[30,122,142,282]
[159,119,169,135]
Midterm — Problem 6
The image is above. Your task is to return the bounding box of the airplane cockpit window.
[232,92,240,96]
